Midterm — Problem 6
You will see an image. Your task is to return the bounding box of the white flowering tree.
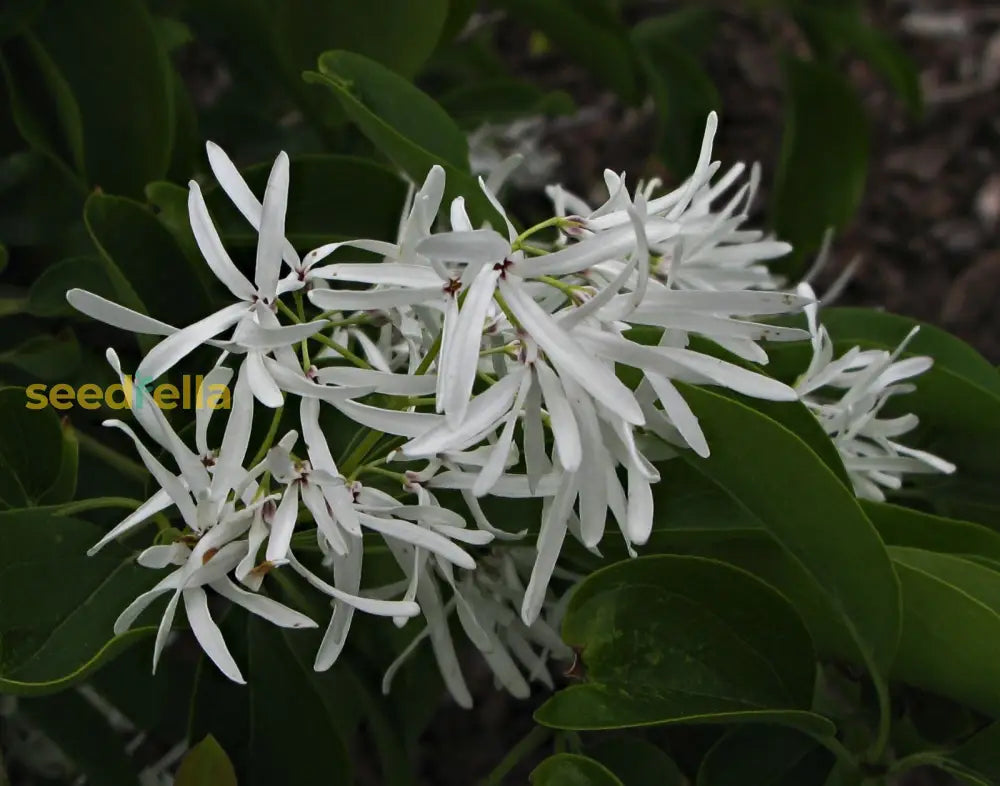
[1,4,999,786]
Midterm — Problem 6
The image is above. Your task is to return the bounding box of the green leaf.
[949,723,1000,783]
[0,386,64,507]
[274,0,448,80]
[204,154,408,247]
[818,308,1000,396]
[0,150,86,247]
[632,12,720,172]
[697,726,834,786]
[84,193,210,326]
[862,501,1000,562]
[33,0,174,196]
[0,33,86,179]
[28,256,113,317]
[19,690,141,785]
[306,51,500,226]
[246,619,353,785]
[535,555,831,739]
[771,58,869,263]
[0,328,81,379]
[0,509,157,694]
[792,5,922,117]
[38,417,77,505]
[588,737,683,786]
[0,242,7,274]
[145,181,202,265]
[175,735,238,786]
[890,547,1000,717]
[532,753,625,786]
[491,0,638,102]
[677,384,900,685]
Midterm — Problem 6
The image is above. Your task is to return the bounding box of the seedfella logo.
[25,375,232,411]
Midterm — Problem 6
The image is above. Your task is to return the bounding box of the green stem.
[275,297,300,323]
[479,725,553,786]
[415,331,442,375]
[867,675,893,764]
[357,464,407,484]
[310,332,372,369]
[249,406,284,468]
[76,429,148,484]
[40,496,148,516]
[513,215,565,246]
[343,429,385,479]
[294,291,311,370]
[886,751,946,776]
[492,291,521,330]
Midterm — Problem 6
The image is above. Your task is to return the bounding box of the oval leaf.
[535,555,831,739]
[175,735,238,786]
[532,753,625,786]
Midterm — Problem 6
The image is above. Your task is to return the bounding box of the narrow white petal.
[255,152,289,301]
[287,553,421,617]
[308,286,443,311]
[416,230,510,264]
[66,290,176,335]
[137,303,248,382]
[184,587,246,683]
[360,513,476,570]
[265,483,300,562]
[205,141,299,268]
[188,181,256,301]
[645,372,709,457]
[501,277,644,425]
[333,399,442,437]
[88,489,173,555]
[316,366,437,395]
[522,472,576,625]
[440,266,500,424]
[212,577,317,628]
[232,318,329,350]
[535,361,581,471]
[195,366,234,456]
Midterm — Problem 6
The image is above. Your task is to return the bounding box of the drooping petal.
[522,471,576,625]
[265,482,300,562]
[87,488,173,555]
[195,365,234,456]
[212,577,317,628]
[184,586,246,684]
[416,230,510,264]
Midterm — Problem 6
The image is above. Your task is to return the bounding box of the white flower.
[381,546,574,707]
[67,145,329,405]
[795,283,956,501]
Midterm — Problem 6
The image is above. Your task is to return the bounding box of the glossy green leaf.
[246,618,353,785]
[0,509,156,694]
[0,150,86,247]
[532,754,625,786]
[771,58,869,262]
[0,386,64,507]
[677,384,900,683]
[890,548,1000,717]
[306,51,500,226]
[19,690,141,785]
[204,154,408,247]
[588,737,683,786]
[28,256,113,317]
[0,328,80,379]
[84,193,210,326]
[697,726,834,786]
[274,0,448,81]
[145,181,202,265]
[491,0,638,101]
[175,735,238,786]
[536,555,831,739]
[862,501,1000,562]
[33,0,174,196]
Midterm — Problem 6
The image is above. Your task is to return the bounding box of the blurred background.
[0,0,997,784]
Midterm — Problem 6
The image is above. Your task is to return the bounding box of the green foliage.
[3,2,999,786]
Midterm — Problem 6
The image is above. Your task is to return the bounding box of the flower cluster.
[67,111,951,704]
[795,283,956,502]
